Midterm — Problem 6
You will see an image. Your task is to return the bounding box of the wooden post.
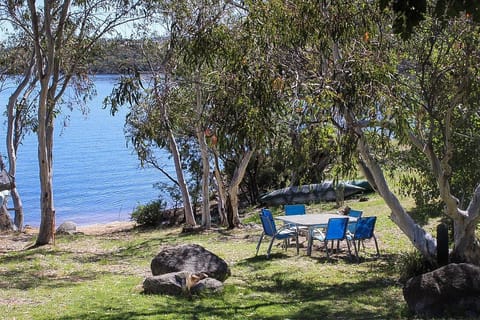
[437,223,449,266]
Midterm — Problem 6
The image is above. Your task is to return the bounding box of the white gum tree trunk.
[196,126,211,228]
[226,149,254,228]
[212,149,227,226]
[5,63,34,231]
[357,128,480,265]
[356,134,438,263]
[36,85,56,245]
[168,131,197,227]
[194,77,211,228]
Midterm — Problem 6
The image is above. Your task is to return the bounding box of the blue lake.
[0,75,173,226]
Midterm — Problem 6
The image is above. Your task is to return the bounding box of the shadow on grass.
[0,231,181,290]
[237,252,406,319]
[49,266,407,320]
[53,297,295,320]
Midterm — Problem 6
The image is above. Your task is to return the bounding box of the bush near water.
[131,200,167,227]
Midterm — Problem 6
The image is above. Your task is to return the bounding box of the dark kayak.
[259,180,373,206]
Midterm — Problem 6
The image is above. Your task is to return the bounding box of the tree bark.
[356,134,438,263]
[36,88,56,245]
[168,132,197,227]
[29,0,60,245]
[451,218,480,263]
[212,149,227,226]
[11,188,24,231]
[5,59,34,232]
[226,149,254,229]
[0,201,13,232]
[195,77,211,228]
[196,127,211,228]
[408,130,480,264]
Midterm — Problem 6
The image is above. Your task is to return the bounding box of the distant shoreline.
[22,220,137,236]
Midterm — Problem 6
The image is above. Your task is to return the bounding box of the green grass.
[0,195,429,319]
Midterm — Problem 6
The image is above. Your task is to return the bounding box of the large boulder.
[151,244,230,282]
[403,263,480,318]
[143,271,223,295]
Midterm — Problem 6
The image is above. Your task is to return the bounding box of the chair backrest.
[348,209,363,218]
[325,217,349,241]
[353,216,377,240]
[284,204,306,216]
[347,209,363,233]
[260,208,277,237]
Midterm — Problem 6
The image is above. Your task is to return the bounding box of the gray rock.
[189,277,224,295]
[151,244,230,282]
[56,221,77,235]
[403,263,480,318]
[143,272,184,295]
[143,271,223,295]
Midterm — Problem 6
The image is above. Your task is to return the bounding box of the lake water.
[0,75,174,227]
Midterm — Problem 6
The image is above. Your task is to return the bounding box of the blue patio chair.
[312,217,351,260]
[347,209,363,235]
[284,204,307,234]
[256,208,299,259]
[347,216,380,261]
[285,204,306,215]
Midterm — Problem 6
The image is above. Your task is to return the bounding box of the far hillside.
[90,38,167,74]
[0,38,167,75]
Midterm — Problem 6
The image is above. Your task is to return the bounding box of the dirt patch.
[0,221,136,254]
[0,227,37,253]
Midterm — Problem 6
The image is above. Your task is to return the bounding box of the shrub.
[131,200,167,227]
[396,250,434,284]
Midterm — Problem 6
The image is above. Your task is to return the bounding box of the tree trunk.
[0,158,14,232]
[407,130,480,265]
[226,149,254,229]
[36,144,55,244]
[212,149,227,226]
[5,61,34,232]
[357,134,438,263]
[0,201,13,232]
[11,188,24,231]
[194,76,210,228]
[226,192,237,228]
[168,132,196,227]
[450,216,480,263]
[334,178,345,208]
[36,94,56,245]
[196,127,211,228]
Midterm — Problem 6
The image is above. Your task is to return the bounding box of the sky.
[0,8,166,42]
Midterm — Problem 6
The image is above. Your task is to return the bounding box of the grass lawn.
[0,195,429,319]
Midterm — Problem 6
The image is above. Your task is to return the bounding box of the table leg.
[307,227,313,256]
[295,226,299,255]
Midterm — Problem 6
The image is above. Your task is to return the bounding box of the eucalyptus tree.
[0,31,39,231]
[114,0,287,229]
[323,4,480,264]
[203,6,295,228]
[162,0,241,228]
[247,0,480,264]
[1,0,147,244]
[161,0,286,228]
[377,15,480,263]
[108,0,240,228]
[109,68,198,227]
